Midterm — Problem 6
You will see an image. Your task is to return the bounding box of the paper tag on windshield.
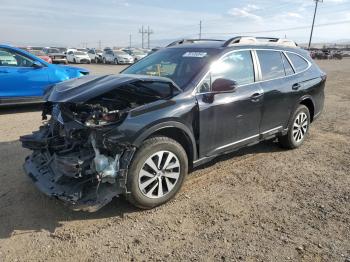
[183,52,207,58]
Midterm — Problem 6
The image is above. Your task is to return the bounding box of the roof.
[165,37,310,58]
[167,37,300,50]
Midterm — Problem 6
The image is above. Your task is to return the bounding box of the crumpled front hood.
[44,74,182,103]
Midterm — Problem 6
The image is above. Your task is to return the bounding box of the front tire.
[279,105,310,149]
[114,58,119,65]
[126,137,188,209]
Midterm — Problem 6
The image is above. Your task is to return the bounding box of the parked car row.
[0,43,156,105]
[19,46,151,65]
[310,50,344,60]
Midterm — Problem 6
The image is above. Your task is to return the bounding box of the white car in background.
[122,48,147,62]
[102,49,134,64]
[87,49,103,63]
[66,50,91,64]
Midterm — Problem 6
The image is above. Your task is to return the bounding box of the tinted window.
[257,50,285,81]
[211,51,255,85]
[281,53,294,76]
[287,53,309,73]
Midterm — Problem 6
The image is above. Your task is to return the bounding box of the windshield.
[74,51,87,55]
[114,51,127,55]
[122,48,218,89]
[30,50,46,56]
[132,50,145,55]
[48,48,60,53]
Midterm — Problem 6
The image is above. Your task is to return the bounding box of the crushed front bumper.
[23,151,123,212]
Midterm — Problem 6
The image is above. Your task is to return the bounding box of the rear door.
[196,50,264,157]
[255,50,297,132]
[0,47,49,99]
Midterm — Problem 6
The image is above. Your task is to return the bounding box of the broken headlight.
[85,109,123,127]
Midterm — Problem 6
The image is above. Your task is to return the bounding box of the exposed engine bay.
[20,75,181,212]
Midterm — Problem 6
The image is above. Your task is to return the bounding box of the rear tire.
[126,136,188,209]
[279,105,310,149]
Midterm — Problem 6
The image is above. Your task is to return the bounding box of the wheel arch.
[299,96,315,122]
[133,122,198,169]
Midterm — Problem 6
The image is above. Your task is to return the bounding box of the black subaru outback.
[21,37,326,211]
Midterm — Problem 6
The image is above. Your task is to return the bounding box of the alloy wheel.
[138,150,180,199]
[292,112,308,143]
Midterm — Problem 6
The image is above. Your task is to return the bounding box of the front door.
[195,50,264,158]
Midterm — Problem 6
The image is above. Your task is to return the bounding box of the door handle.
[292,83,301,90]
[251,92,263,101]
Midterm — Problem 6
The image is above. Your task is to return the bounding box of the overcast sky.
[1,0,350,48]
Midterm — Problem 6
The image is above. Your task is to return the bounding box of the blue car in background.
[0,45,89,105]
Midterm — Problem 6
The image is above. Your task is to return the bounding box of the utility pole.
[98,40,101,49]
[129,34,132,48]
[139,26,154,49]
[308,0,323,49]
[199,20,202,39]
[139,26,146,49]
[146,26,154,49]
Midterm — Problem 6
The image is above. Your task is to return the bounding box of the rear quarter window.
[256,50,285,81]
[281,53,295,76]
[287,53,309,73]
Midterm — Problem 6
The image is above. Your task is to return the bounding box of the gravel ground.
[0,60,349,261]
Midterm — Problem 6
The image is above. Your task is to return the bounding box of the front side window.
[0,48,34,67]
[198,50,255,93]
[122,48,219,89]
[287,53,309,73]
[257,50,285,81]
[211,51,255,86]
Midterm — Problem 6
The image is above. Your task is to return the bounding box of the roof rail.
[166,39,223,47]
[223,36,298,48]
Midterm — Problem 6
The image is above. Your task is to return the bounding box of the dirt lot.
[0,60,349,261]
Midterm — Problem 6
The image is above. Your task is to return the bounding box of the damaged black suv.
[21,37,326,211]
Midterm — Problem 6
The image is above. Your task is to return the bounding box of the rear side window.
[281,53,294,76]
[287,53,309,73]
[256,50,285,81]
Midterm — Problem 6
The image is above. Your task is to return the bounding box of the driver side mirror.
[32,61,43,69]
[211,78,237,93]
